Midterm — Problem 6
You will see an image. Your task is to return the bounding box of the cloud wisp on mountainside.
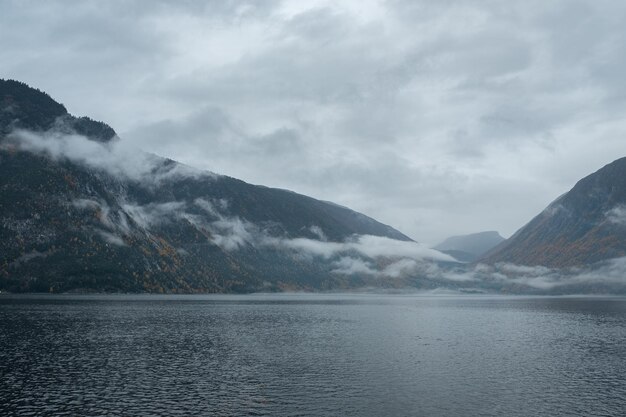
[70,193,456,267]
[5,128,210,185]
[433,259,626,292]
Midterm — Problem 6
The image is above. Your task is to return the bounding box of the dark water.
[1,294,625,416]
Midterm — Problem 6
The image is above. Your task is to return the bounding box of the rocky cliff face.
[482,157,626,267]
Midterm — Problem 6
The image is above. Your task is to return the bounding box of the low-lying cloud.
[606,205,626,226]
[428,259,626,292]
[5,127,212,184]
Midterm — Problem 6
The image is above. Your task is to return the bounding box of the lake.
[1,294,625,416]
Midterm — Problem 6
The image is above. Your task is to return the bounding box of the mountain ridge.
[434,231,505,262]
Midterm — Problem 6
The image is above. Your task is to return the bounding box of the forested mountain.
[482,158,626,267]
[1,79,449,293]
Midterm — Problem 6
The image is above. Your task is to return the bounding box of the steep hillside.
[482,158,626,267]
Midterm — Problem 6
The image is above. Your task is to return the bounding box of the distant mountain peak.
[434,231,505,262]
[1,79,116,142]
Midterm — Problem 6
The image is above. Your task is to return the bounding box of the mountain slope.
[482,157,626,267]
[434,231,504,262]
[1,79,439,293]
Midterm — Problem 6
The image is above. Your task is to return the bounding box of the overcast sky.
[2,0,626,244]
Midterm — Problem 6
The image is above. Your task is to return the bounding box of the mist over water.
[1,294,625,416]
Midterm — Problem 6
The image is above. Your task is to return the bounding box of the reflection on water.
[1,294,625,416]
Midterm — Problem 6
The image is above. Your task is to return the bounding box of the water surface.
[1,294,625,416]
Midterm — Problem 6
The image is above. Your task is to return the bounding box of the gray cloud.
[263,234,453,263]
[6,128,212,184]
[606,205,626,226]
[3,0,626,244]
[95,229,127,247]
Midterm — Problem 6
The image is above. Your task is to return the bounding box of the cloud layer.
[3,0,626,244]
[6,128,211,184]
